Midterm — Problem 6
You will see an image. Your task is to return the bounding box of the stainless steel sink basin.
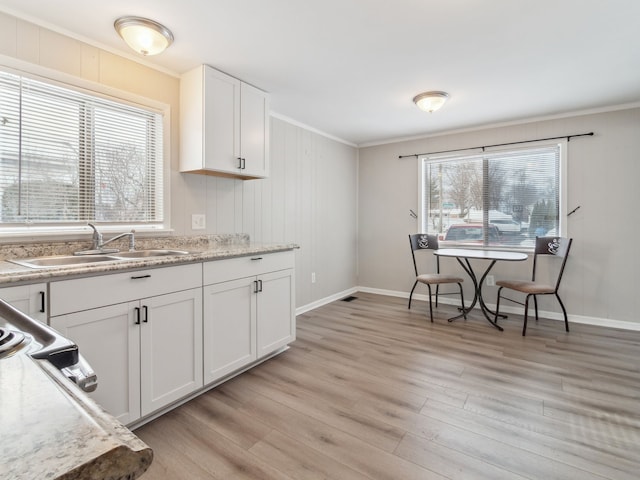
[8,255,119,269]
[112,249,190,259]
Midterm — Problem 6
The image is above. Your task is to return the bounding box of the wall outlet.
[486,275,495,286]
[191,214,206,230]
[311,272,316,283]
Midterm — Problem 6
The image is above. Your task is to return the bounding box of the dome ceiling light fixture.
[413,91,449,113]
[114,16,174,56]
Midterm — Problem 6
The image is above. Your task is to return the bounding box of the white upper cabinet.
[180,64,270,179]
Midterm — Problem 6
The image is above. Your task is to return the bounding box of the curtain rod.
[398,132,594,159]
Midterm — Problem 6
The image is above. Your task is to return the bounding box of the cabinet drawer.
[50,263,202,316]
[203,250,293,285]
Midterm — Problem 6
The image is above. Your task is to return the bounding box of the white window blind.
[421,144,562,249]
[0,70,163,227]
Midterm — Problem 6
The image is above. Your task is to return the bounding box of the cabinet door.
[140,288,203,416]
[240,82,269,178]
[256,269,295,358]
[0,283,47,322]
[203,277,256,385]
[204,66,241,173]
[50,302,141,425]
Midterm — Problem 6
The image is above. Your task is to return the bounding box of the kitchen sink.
[8,250,192,269]
[112,249,191,259]
[8,255,119,269]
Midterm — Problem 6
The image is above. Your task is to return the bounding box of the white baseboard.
[302,285,640,332]
[296,286,359,316]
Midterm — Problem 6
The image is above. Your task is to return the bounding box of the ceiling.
[1,0,639,146]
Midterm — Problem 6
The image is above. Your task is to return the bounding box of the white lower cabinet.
[44,251,295,425]
[49,264,202,425]
[51,288,202,425]
[0,283,48,322]
[51,302,140,424]
[140,289,203,416]
[256,269,296,357]
[203,251,295,385]
[203,277,256,382]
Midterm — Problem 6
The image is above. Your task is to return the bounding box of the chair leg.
[533,295,539,322]
[408,280,418,309]
[458,282,467,320]
[556,293,570,332]
[523,294,531,336]
[435,284,440,308]
[426,284,434,322]
[494,287,503,325]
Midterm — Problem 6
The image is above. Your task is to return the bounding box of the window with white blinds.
[421,143,563,249]
[0,70,164,229]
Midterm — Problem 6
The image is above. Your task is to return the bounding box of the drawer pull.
[142,305,148,323]
[131,274,151,280]
[39,291,46,313]
[134,307,141,325]
[251,257,263,261]
[258,279,263,292]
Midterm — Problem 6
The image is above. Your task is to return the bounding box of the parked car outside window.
[443,224,502,244]
[490,219,521,235]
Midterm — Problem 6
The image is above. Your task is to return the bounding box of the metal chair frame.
[408,234,466,322]
[494,236,573,336]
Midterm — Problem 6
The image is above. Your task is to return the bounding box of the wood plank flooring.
[135,292,640,479]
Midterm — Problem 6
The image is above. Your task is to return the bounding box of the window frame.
[0,61,171,241]
[417,139,567,251]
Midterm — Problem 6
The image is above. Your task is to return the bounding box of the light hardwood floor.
[135,292,640,479]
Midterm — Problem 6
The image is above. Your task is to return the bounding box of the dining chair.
[408,234,466,322]
[494,236,573,336]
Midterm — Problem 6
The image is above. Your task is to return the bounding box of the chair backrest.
[532,236,573,290]
[408,234,439,276]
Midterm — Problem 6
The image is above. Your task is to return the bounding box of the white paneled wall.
[179,118,358,310]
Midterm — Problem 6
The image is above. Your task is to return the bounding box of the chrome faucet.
[86,223,135,253]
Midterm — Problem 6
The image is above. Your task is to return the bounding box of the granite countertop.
[0,354,152,480]
[0,236,298,286]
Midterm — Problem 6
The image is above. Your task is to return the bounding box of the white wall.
[0,11,359,311]
[179,118,359,309]
[358,107,640,327]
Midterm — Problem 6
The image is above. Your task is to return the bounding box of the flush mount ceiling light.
[413,91,449,113]
[114,16,174,56]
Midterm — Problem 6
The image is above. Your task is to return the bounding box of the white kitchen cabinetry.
[180,64,270,179]
[50,302,140,424]
[202,277,256,382]
[49,264,202,425]
[0,283,48,322]
[202,251,295,385]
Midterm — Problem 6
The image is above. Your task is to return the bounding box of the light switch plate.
[192,214,206,230]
